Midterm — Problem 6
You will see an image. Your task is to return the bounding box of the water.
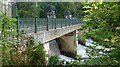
[59,44,89,62]
[45,39,104,62]
[59,39,104,61]
[46,40,88,62]
[77,44,88,58]
[49,40,61,56]
[59,55,74,62]
[58,44,89,62]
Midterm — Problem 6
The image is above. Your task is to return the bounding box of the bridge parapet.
[17,17,84,35]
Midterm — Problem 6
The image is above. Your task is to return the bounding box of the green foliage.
[48,55,60,65]
[83,2,120,65]
[2,2,120,66]
[2,36,46,65]
[0,12,46,65]
[0,11,17,65]
[15,2,85,18]
[0,11,46,65]
[16,2,39,17]
[0,11,17,45]
[29,42,46,65]
[70,55,81,65]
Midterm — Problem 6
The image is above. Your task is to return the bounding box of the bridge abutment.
[56,31,77,58]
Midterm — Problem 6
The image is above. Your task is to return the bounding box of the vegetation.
[0,11,46,65]
[83,2,120,65]
[1,2,120,66]
[48,55,60,65]
[13,2,85,18]
[0,11,17,65]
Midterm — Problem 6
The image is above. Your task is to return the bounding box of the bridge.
[17,17,84,58]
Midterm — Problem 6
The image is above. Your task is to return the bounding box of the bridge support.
[56,31,77,58]
[43,40,60,57]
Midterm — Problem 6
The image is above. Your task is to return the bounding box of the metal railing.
[17,17,84,35]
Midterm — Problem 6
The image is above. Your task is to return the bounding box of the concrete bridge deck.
[17,18,84,58]
[27,24,83,44]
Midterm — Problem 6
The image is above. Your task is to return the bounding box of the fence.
[17,17,84,35]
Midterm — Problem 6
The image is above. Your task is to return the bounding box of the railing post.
[69,19,70,26]
[61,19,62,28]
[65,19,66,27]
[76,19,77,24]
[16,16,20,38]
[35,16,37,33]
[51,19,52,29]
[52,19,53,29]
[46,18,49,31]
[66,19,68,27]
[55,19,56,29]
[72,19,73,25]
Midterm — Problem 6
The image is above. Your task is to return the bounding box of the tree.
[15,2,85,18]
[83,2,120,65]
[16,2,39,17]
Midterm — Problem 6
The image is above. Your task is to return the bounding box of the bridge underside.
[27,24,82,58]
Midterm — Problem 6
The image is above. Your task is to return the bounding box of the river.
[44,39,103,62]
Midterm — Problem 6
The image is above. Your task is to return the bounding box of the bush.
[48,55,60,65]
